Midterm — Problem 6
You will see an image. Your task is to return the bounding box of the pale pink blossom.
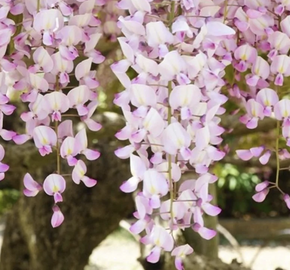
[43,174,66,203]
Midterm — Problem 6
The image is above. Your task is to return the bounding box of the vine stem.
[275,120,280,186]
[167,0,175,226]
[223,0,228,23]
[275,85,280,186]
[37,0,40,12]
[168,81,174,223]
[55,77,61,175]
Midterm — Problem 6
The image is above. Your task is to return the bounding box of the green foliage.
[216,163,260,191]
[0,189,20,215]
[214,163,263,216]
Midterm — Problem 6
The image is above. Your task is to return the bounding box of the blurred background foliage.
[0,190,19,215]
[215,163,290,219]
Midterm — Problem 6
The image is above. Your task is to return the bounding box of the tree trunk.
[0,113,135,270]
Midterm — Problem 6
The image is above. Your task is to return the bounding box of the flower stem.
[167,0,175,224]
[55,78,61,175]
[37,0,40,12]
[275,120,280,185]
[223,0,229,23]
[168,81,174,222]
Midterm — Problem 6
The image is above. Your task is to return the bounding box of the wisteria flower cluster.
[0,0,111,228]
[110,0,290,268]
[0,0,290,269]
[111,0,238,268]
[228,0,290,208]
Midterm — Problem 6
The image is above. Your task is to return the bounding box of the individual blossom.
[234,44,257,72]
[75,58,100,89]
[256,88,279,117]
[252,181,270,203]
[74,128,100,160]
[33,9,64,45]
[44,92,70,122]
[270,55,290,86]
[171,244,194,270]
[51,205,65,228]
[274,99,290,126]
[120,154,147,193]
[33,126,57,156]
[144,225,174,263]
[43,174,66,203]
[240,99,264,129]
[72,160,97,187]
[23,173,42,197]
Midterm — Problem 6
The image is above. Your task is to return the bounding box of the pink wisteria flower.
[283,194,290,209]
[144,225,174,263]
[23,173,42,197]
[51,205,65,228]
[0,144,8,180]
[43,174,66,203]
[72,160,97,187]
[236,146,264,161]
[171,244,194,270]
[120,154,146,193]
[252,181,270,203]
[33,126,57,156]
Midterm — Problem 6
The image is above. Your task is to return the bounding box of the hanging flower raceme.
[0,0,107,228]
[226,0,290,212]
[113,0,236,267]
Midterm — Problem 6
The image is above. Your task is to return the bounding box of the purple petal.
[259,150,271,165]
[115,145,135,159]
[84,77,99,89]
[175,257,184,270]
[23,189,39,197]
[147,246,161,264]
[76,105,89,116]
[13,134,31,145]
[180,147,191,160]
[236,149,253,161]
[43,31,53,46]
[202,203,221,216]
[83,149,100,160]
[0,130,16,141]
[252,189,269,202]
[0,162,9,172]
[54,192,63,203]
[23,173,42,191]
[250,146,264,157]
[274,73,284,86]
[195,164,208,174]
[82,176,97,187]
[283,194,290,209]
[120,176,139,193]
[246,117,258,129]
[255,181,269,192]
[130,220,145,234]
[67,156,78,166]
[149,195,160,209]
[198,227,217,240]
[84,119,102,131]
[51,205,64,228]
